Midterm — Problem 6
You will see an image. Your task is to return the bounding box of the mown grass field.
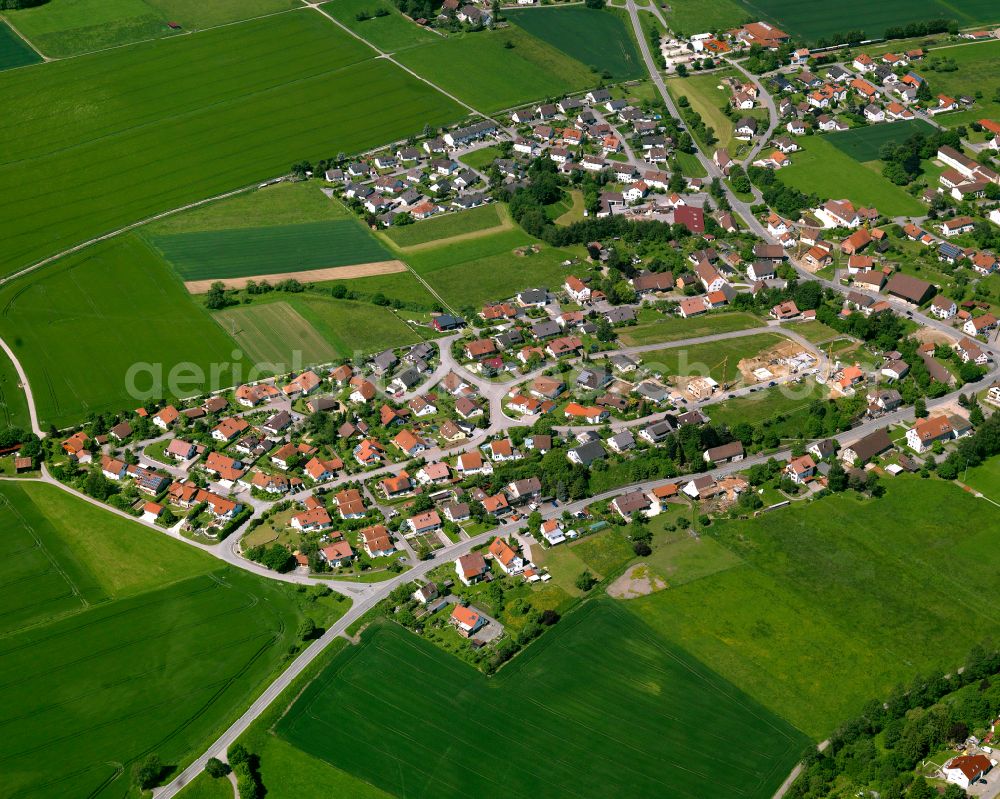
[276,602,806,799]
[0,480,331,799]
[919,41,1000,127]
[383,204,505,248]
[0,10,463,278]
[0,19,41,71]
[0,349,30,432]
[405,229,578,309]
[505,6,644,80]
[2,0,299,57]
[826,119,937,162]
[777,135,925,217]
[152,220,393,281]
[961,454,1000,504]
[0,235,249,428]
[629,478,1000,738]
[316,270,440,308]
[617,311,763,346]
[394,26,594,113]
[708,378,827,427]
[642,332,785,384]
[215,296,422,364]
[733,0,1000,43]
[320,0,438,52]
[666,69,766,153]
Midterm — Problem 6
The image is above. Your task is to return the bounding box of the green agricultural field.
[643,332,785,384]
[394,26,594,113]
[0,480,337,799]
[147,182,354,235]
[629,478,1000,738]
[825,119,937,162]
[275,602,806,799]
[405,229,578,309]
[0,349,30,431]
[776,135,925,217]
[960,453,1000,503]
[152,220,393,281]
[0,11,463,278]
[383,204,506,248]
[505,6,644,80]
[0,235,249,428]
[320,0,438,52]
[918,41,1000,127]
[0,19,41,70]
[618,311,763,346]
[2,0,300,57]
[216,296,422,364]
[215,301,341,367]
[732,0,1000,43]
[660,0,746,36]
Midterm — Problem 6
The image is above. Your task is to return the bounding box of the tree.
[205,281,230,310]
[827,459,848,492]
[132,754,162,790]
[205,758,231,778]
[575,570,597,591]
[298,617,317,641]
[914,397,928,418]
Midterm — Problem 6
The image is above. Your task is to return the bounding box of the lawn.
[2,0,300,57]
[405,229,579,309]
[383,204,506,248]
[708,378,827,427]
[505,6,644,81]
[776,135,925,218]
[146,182,354,235]
[0,11,463,278]
[151,219,393,281]
[394,26,594,114]
[215,295,422,364]
[568,528,635,576]
[642,332,785,384]
[275,602,807,799]
[175,772,234,799]
[825,119,937,162]
[458,145,503,172]
[0,235,249,428]
[628,478,1000,738]
[552,189,585,225]
[320,0,438,53]
[617,311,763,346]
[0,348,30,432]
[0,480,337,799]
[960,453,1000,503]
[0,19,41,70]
[732,0,1000,43]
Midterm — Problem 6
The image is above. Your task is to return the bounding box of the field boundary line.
[0,15,47,61]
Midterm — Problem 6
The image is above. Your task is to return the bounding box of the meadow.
[383,204,507,248]
[961,454,1000,504]
[629,478,1000,737]
[617,310,763,346]
[708,378,827,427]
[405,229,579,309]
[0,480,336,798]
[776,135,925,217]
[320,0,439,53]
[0,20,41,70]
[0,235,249,428]
[660,0,745,36]
[732,0,1000,43]
[919,41,1000,127]
[0,349,30,432]
[666,69,767,152]
[2,0,300,57]
[394,26,594,113]
[152,220,393,281]
[826,119,937,162]
[642,332,785,384]
[505,6,644,81]
[0,10,463,278]
[276,602,806,799]
[316,270,442,308]
[215,295,424,364]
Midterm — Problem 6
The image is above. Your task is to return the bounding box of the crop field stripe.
[825,119,938,162]
[0,19,42,71]
[152,220,393,280]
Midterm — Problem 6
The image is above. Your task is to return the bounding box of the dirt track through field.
[184,260,407,293]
